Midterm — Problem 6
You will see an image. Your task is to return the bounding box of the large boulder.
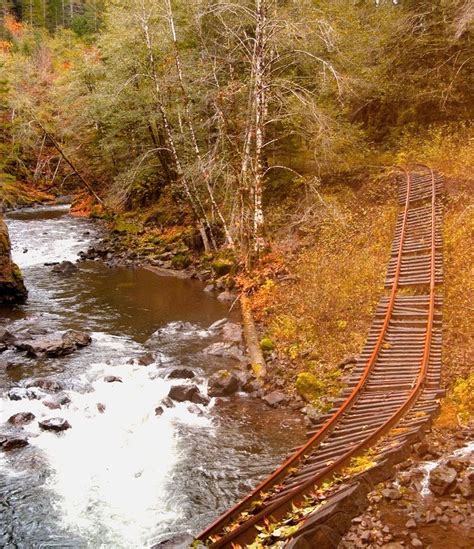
[168,384,210,405]
[0,217,27,305]
[15,329,91,357]
[208,369,240,397]
[429,464,458,495]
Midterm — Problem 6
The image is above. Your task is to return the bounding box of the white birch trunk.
[164,0,234,249]
[139,5,213,252]
[252,0,266,254]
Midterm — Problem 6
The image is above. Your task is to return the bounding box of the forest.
[1,0,473,253]
[0,1,473,548]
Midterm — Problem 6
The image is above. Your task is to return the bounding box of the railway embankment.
[194,167,473,548]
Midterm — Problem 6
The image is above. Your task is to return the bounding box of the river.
[0,205,304,548]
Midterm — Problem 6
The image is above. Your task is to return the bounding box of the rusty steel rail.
[196,166,443,548]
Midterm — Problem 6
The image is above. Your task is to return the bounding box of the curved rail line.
[197,166,443,548]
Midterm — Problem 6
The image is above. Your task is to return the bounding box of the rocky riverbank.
[72,224,357,427]
[339,424,474,549]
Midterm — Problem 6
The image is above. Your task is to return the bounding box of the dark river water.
[0,206,304,548]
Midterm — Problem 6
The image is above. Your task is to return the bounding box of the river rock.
[208,369,240,397]
[160,397,175,409]
[7,387,36,401]
[203,341,244,362]
[151,533,194,548]
[51,261,78,274]
[381,487,402,500]
[0,433,29,451]
[62,329,92,348]
[25,327,48,336]
[458,477,473,498]
[338,354,359,369]
[208,318,228,331]
[167,368,195,379]
[263,390,288,408]
[137,352,155,366]
[222,322,243,344]
[429,464,458,495]
[39,417,71,432]
[0,217,28,304]
[104,375,122,383]
[413,441,429,458]
[8,412,35,426]
[26,378,64,393]
[301,404,322,425]
[0,358,14,370]
[168,384,210,405]
[43,393,71,409]
[15,329,91,357]
[217,291,235,302]
[0,328,16,346]
[16,334,74,356]
[187,404,204,416]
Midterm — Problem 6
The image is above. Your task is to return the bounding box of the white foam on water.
[7,208,94,268]
[418,441,474,497]
[419,460,439,496]
[1,332,212,548]
[452,440,474,458]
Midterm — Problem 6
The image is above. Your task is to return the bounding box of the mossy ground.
[437,179,474,427]
[0,175,54,209]
[250,176,397,407]
[248,143,472,423]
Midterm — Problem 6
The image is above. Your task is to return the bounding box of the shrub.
[171,253,191,269]
[259,336,275,353]
[211,258,234,276]
[295,372,325,401]
[452,373,474,425]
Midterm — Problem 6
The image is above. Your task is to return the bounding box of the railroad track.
[196,165,444,548]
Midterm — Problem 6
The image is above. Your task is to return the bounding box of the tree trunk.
[33,118,104,205]
[139,8,214,252]
[252,0,266,255]
[165,0,233,248]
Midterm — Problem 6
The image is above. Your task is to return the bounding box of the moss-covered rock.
[211,258,234,276]
[0,217,27,304]
[295,372,325,402]
[259,336,275,353]
[171,253,191,269]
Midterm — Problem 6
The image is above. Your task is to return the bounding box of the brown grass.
[253,177,397,400]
